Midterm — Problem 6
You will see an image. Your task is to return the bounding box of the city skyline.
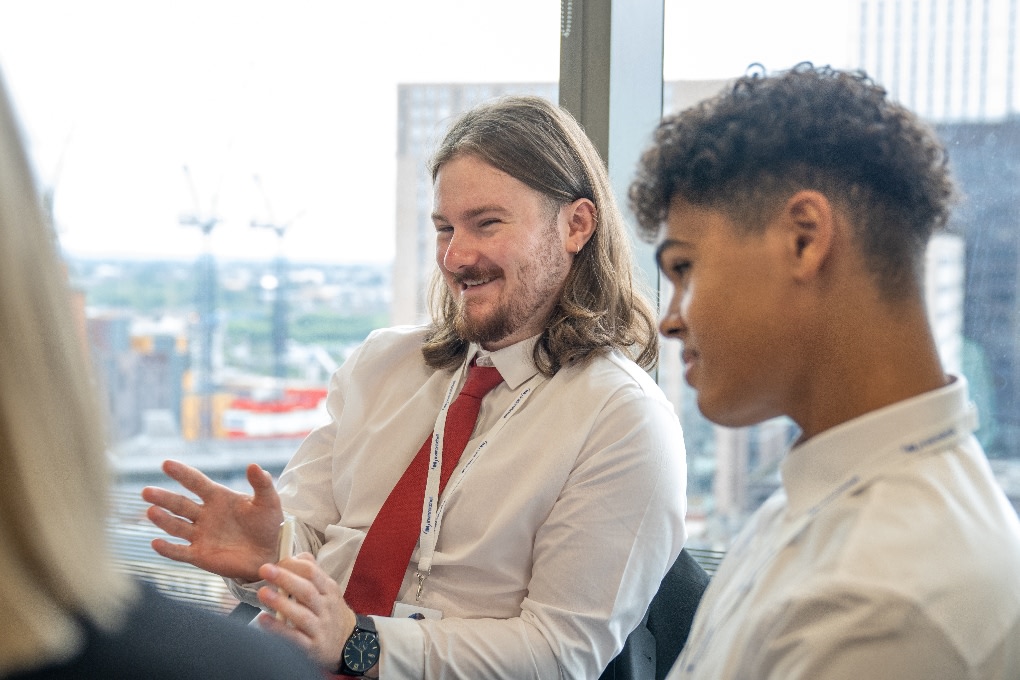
[0,0,853,264]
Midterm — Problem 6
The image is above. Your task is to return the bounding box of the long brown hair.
[422,96,658,376]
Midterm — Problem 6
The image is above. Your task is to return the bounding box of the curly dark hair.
[629,63,957,295]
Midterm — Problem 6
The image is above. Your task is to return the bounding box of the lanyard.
[678,403,979,676]
[414,356,546,600]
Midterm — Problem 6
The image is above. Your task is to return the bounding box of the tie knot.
[460,364,504,399]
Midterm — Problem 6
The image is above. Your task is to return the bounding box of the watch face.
[343,630,380,674]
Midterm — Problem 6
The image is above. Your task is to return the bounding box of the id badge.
[392,601,443,620]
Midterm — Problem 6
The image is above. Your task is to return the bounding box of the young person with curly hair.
[631,64,1020,679]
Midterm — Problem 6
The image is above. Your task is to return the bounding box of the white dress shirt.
[231,325,688,679]
[668,376,1020,680]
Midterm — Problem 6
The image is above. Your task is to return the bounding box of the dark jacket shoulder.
[9,582,321,680]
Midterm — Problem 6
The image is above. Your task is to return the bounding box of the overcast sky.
[0,0,852,264]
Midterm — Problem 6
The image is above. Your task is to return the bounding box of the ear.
[563,198,597,253]
[781,190,835,282]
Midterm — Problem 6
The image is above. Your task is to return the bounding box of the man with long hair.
[144,96,687,679]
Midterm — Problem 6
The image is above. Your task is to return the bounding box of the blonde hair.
[0,70,135,676]
[422,96,658,376]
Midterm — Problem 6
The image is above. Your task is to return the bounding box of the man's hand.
[255,553,367,673]
[141,460,283,582]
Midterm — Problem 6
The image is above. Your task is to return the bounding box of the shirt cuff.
[225,577,270,609]
[373,615,426,678]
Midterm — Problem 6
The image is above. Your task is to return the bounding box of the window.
[0,0,559,610]
[4,0,1016,603]
[663,0,1020,551]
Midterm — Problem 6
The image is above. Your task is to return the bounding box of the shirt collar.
[468,335,541,390]
[780,376,976,518]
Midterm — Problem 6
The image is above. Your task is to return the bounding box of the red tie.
[344,362,504,616]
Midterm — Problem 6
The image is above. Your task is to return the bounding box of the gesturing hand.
[255,553,361,671]
[141,459,284,582]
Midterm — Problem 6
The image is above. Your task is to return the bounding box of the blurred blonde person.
[0,70,320,680]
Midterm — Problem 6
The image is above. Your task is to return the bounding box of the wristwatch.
[336,614,380,677]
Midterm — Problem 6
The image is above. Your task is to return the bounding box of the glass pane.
[663,0,1020,550]
[0,0,559,610]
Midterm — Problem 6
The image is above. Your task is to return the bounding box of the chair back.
[598,548,711,680]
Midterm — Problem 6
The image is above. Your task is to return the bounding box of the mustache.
[451,266,503,286]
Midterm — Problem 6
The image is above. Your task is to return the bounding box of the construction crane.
[179,164,221,441]
[251,174,302,382]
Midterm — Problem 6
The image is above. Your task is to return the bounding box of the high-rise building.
[937,118,1020,458]
[853,0,1020,121]
[87,313,189,442]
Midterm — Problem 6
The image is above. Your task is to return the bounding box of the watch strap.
[353,613,376,634]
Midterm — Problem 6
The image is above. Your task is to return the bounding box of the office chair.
[599,548,711,680]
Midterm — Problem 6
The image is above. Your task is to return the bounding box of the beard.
[451,239,569,347]
[452,267,523,345]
